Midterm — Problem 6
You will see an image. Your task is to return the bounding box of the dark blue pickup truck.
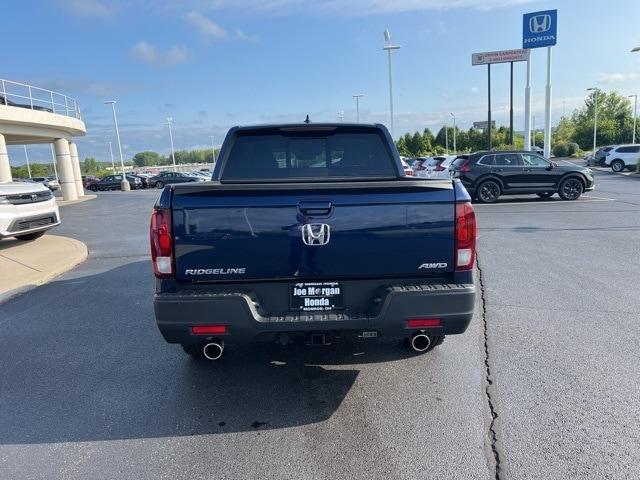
[151,123,476,361]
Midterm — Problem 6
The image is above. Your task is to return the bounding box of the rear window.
[451,156,469,168]
[616,146,640,153]
[221,129,396,181]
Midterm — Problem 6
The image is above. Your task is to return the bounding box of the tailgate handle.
[298,201,333,216]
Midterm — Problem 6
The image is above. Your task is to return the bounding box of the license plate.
[290,282,344,312]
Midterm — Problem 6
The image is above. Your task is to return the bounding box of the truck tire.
[14,231,45,241]
[476,180,501,203]
[181,343,205,358]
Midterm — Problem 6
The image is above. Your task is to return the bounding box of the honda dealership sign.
[523,9,557,49]
[472,49,530,66]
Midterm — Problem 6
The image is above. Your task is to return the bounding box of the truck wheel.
[14,231,45,241]
[476,180,501,203]
[558,177,583,201]
[181,343,205,358]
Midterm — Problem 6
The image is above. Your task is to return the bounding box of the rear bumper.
[154,283,476,344]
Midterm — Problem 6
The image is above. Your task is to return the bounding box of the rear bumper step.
[154,283,475,344]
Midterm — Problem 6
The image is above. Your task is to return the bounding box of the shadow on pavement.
[0,260,417,445]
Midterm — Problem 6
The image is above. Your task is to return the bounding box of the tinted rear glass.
[222,129,396,181]
[451,156,469,168]
[617,146,640,153]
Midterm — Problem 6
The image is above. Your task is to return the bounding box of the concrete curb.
[56,194,97,207]
[0,234,88,303]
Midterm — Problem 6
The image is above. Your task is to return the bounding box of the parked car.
[411,157,430,176]
[400,158,413,176]
[152,122,477,361]
[150,171,204,188]
[594,146,616,166]
[0,181,60,241]
[422,155,458,179]
[86,174,142,191]
[82,175,100,188]
[451,150,595,203]
[129,174,151,188]
[604,145,640,172]
[531,145,544,156]
[31,176,60,191]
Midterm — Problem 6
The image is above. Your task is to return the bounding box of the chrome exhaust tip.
[203,341,224,360]
[410,333,431,352]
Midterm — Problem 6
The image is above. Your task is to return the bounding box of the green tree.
[133,151,164,167]
[396,136,410,156]
[572,91,634,150]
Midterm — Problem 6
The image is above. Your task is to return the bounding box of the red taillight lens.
[407,318,441,328]
[415,164,426,171]
[455,202,476,271]
[150,208,173,278]
[191,325,227,335]
[435,162,445,172]
[406,170,414,176]
[460,160,471,172]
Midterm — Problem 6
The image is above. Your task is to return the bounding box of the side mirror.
[547,161,557,169]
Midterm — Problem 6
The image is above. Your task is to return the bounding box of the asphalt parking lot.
[1,169,639,480]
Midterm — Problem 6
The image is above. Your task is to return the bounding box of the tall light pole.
[166,117,177,171]
[587,88,599,154]
[23,145,32,179]
[450,113,457,153]
[383,29,400,138]
[532,114,536,147]
[104,100,130,191]
[352,94,364,123]
[210,136,216,164]
[445,125,449,155]
[629,95,638,144]
[108,141,115,171]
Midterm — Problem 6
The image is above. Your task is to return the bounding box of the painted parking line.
[474,197,615,207]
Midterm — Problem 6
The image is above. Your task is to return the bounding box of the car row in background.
[83,170,210,191]
[408,155,458,179]
[450,150,594,203]
[13,176,60,191]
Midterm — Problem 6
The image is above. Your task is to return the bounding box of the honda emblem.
[301,224,330,246]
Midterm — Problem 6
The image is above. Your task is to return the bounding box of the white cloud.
[55,0,118,18]
[130,41,189,67]
[185,11,228,42]
[596,72,640,84]
[234,28,260,42]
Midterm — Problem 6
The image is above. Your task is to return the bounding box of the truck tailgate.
[171,180,456,283]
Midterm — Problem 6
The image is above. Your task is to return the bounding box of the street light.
[450,112,457,153]
[586,88,599,154]
[383,29,400,137]
[445,125,449,155]
[104,100,130,191]
[108,141,115,171]
[629,95,638,144]
[166,117,177,171]
[352,94,364,123]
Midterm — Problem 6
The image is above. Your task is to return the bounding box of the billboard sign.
[523,10,557,49]
[472,49,530,66]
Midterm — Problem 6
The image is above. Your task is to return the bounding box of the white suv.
[604,145,640,172]
[0,181,61,241]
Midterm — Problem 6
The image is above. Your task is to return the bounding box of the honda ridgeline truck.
[151,123,476,361]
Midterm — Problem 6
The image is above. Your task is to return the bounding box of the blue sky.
[4,0,640,164]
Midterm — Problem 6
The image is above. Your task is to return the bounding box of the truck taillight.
[150,208,173,278]
[455,202,476,271]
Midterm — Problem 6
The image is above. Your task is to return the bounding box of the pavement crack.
[477,255,503,480]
